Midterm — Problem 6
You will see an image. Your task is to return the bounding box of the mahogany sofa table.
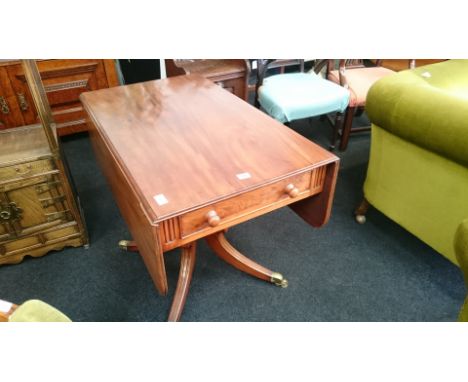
[80,74,339,321]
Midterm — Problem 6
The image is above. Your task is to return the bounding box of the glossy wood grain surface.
[80,75,337,223]
[88,119,167,294]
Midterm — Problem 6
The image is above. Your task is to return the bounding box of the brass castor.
[118,240,131,251]
[271,272,289,288]
[355,214,366,224]
[354,199,369,224]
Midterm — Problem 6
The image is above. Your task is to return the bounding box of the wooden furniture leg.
[330,112,344,150]
[118,239,197,322]
[355,106,365,117]
[168,243,197,322]
[339,106,356,151]
[354,198,370,224]
[205,231,288,288]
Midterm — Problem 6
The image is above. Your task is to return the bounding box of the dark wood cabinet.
[0,59,120,136]
[165,60,250,101]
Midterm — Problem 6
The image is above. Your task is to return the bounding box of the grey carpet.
[0,113,465,321]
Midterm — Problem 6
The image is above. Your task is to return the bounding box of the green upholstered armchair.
[455,219,468,321]
[355,59,468,266]
[0,299,71,322]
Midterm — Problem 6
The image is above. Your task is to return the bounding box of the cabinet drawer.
[0,235,38,257]
[179,167,326,239]
[0,222,81,260]
[0,158,54,183]
[43,224,81,242]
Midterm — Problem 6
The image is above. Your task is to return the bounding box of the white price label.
[236,172,251,180]
[154,194,169,206]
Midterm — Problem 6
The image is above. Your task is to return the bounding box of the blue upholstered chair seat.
[258,72,350,123]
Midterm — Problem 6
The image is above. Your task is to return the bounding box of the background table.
[165,59,250,101]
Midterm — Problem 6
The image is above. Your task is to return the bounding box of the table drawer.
[178,167,326,239]
[0,158,54,183]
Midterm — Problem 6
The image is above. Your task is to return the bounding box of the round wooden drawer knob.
[206,210,221,227]
[284,183,299,198]
[14,164,32,176]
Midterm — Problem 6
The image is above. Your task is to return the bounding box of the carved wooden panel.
[310,165,326,191]
[161,218,180,246]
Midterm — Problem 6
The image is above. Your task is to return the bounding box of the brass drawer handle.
[14,164,32,176]
[17,93,29,111]
[284,183,299,198]
[0,96,10,114]
[0,210,11,220]
[0,202,23,222]
[206,210,221,227]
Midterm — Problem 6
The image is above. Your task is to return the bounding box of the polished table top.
[80,74,336,222]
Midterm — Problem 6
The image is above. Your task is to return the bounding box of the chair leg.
[355,106,365,117]
[329,112,343,151]
[354,197,370,224]
[339,106,356,151]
